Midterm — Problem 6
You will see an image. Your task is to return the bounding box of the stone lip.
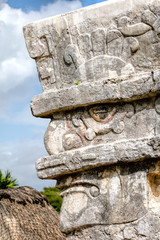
[36,135,160,179]
[31,71,160,117]
[64,213,160,238]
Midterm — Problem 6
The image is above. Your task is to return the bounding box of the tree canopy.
[0,170,18,189]
[40,187,62,212]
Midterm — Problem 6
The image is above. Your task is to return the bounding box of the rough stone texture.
[30,71,160,117]
[66,216,160,240]
[23,0,160,117]
[36,135,160,179]
[23,0,160,239]
[57,159,160,233]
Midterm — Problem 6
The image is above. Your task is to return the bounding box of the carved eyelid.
[60,180,99,197]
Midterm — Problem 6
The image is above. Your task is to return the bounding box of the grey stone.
[66,213,160,239]
[23,0,160,239]
[36,135,160,179]
[30,72,160,117]
[78,34,92,60]
[40,97,157,156]
[24,0,160,94]
[118,23,152,37]
[107,28,123,57]
[58,162,149,232]
[91,28,106,56]
[142,9,157,27]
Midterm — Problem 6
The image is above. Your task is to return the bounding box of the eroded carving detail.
[55,159,160,234]
[24,3,160,92]
[44,97,158,155]
[23,1,160,239]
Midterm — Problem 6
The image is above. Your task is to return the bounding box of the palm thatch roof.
[0,186,65,240]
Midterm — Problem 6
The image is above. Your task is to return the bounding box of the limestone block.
[30,72,160,117]
[36,135,160,179]
[23,0,160,239]
[24,0,160,117]
[42,97,156,156]
[57,159,160,233]
[66,213,160,240]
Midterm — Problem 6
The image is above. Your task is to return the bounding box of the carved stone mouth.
[60,186,88,197]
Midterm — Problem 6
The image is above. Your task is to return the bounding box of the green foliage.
[40,187,62,212]
[74,80,79,85]
[0,170,18,189]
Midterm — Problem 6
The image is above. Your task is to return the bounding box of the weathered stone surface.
[56,159,160,233]
[23,0,160,117]
[42,97,158,156]
[66,213,160,240]
[30,72,160,117]
[23,0,160,239]
[36,135,160,179]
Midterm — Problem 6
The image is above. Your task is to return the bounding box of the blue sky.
[7,0,106,11]
[0,0,107,191]
[81,0,106,6]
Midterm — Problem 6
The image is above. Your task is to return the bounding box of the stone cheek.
[61,191,88,225]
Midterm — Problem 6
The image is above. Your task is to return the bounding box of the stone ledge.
[36,135,160,179]
[31,71,160,117]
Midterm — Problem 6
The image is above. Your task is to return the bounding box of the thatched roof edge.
[0,186,49,206]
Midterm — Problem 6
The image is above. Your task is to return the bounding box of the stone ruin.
[23,0,160,239]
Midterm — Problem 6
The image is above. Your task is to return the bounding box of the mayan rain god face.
[23,0,160,237]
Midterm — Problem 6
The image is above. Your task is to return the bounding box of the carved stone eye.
[89,106,116,123]
[93,107,108,120]
[90,186,100,197]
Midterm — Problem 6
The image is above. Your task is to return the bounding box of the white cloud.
[0,0,82,190]
[3,104,50,127]
[0,0,81,117]
[0,0,82,95]
[0,0,82,114]
[0,0,6,9]
[0,139,55,191]
[39,0,82,17]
